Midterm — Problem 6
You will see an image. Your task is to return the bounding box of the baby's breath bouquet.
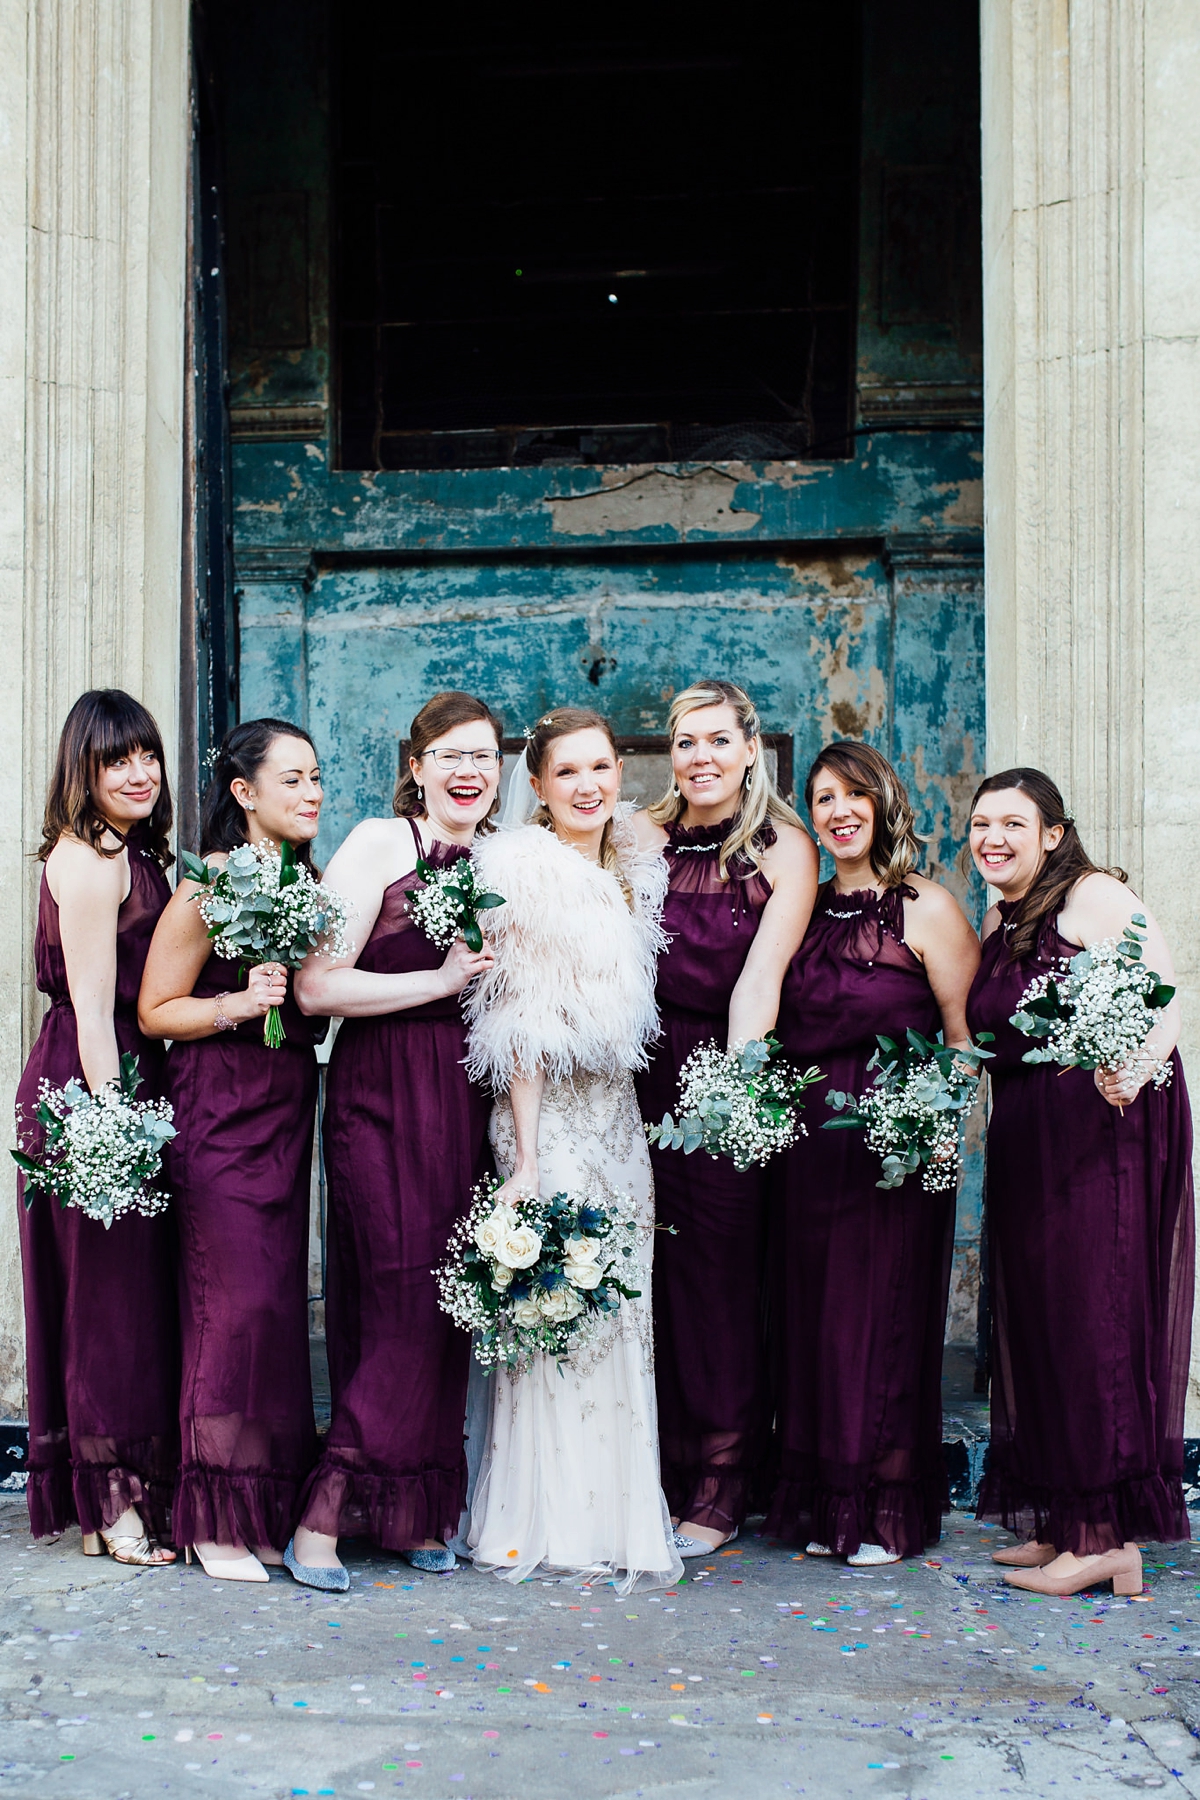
[181,840,351,1047]
[11,1053,175,1228]
[824,1029,992,1192]
[646,1036,824,1173]
[436,1180,643,1370]
[407,856,504,953]
[1010,914,1175,1095]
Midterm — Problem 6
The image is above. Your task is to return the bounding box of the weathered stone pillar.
[981,0,1200,1415]
[0,0,190,1412]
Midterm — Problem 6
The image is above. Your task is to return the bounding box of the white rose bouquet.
[407,856,505,954]
[823,1029,992,1193]
[435,1180,643,1369]
[11,1052,175,1228]
[646,1036,824,1172]
[1010,914,1175,1100]
[181,840,351,1047]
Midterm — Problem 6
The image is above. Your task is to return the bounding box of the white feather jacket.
[463,813,667,1089]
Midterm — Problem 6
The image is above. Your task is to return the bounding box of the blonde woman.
[765,741,979,1565]
[632,680,819,1554]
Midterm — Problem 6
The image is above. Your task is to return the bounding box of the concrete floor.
[3,1496,1200,1800]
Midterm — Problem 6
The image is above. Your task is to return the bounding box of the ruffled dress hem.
[299,1457,465,1552]
[976,1465,1188,1556]
[173,1464,310,1553]
[765,1471,947,1559]
[26,1455,174,1542]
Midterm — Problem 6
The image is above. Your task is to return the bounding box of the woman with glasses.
[287,693,502,1586]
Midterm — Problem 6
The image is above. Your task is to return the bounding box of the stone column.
[0,0,190,1412]
[981,0,1200,1416]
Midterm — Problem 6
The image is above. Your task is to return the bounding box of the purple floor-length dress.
[15,835,180,1540]
[968,907,1193,1553]
[766,883,951,1558]
[166,955,324,1551]
[299,823,492,1550]
[635,819,774,1534]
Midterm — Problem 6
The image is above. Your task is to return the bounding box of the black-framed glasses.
[421,748,502,770]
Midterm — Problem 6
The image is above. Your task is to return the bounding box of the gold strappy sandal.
[82,1528,176,1566]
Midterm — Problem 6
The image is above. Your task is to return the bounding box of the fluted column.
[982,0,1200,1415]
[0,0,190,1411]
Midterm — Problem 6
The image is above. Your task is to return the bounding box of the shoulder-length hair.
[804,740,927,889]
[645,678,805,878]
[200,718,321,871]
[968,767,1124,961]
[39,689,173,868]
[393,691,505,825]
[525,706,632,903]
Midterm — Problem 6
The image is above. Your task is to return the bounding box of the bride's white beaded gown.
[461,815,683,1593]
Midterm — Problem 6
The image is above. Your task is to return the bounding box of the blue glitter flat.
[404,1546,458,1573]
[283,1537,350,1591]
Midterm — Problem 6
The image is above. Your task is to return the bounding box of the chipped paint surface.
[547,466,761,537]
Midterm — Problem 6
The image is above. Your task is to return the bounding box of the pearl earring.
[246,803,256,812]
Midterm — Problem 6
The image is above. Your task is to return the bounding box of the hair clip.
[522,724,536,742]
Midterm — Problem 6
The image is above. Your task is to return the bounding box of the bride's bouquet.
[646,1036,824,1172]
[823,1029,991,1192]
[11,1052,175,1228]
[1010,913,1175,1093]
[407,856,505,954]
[436,1181,643,1369]
[181,840,351,1047]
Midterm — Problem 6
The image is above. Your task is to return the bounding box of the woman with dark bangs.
[766,741,980,1566]
[15,689,180,1564]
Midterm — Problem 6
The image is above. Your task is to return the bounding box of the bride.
[461,707,683,1593]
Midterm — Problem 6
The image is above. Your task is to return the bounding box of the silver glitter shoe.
[283,1537,350,1591]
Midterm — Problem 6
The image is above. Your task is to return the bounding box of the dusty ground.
[2,1496,1200,1799]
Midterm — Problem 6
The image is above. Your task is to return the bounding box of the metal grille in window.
[336,10,858,471]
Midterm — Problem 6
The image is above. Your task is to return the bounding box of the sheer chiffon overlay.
[969,909,1194,1554]
[635,819,774,1534]
[299,825,492,1550]
[15,839,180,1539]
[463,819,682,1593]
[467,1073,683,1594]
[167,956,324,1550]
[767,885,951,1559]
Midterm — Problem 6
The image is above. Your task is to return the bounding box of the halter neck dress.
[634,817,775,1535]
[298,819,492,1551]
[967,905,1193,1552]
[15,833,180,1540]
[766,882,951,1559]
[165,936,326,1551]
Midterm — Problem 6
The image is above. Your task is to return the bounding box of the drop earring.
[671,782,681,798]
[743,767,753,790]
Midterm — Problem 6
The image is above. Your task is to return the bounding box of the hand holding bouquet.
[181,840,351,1047]
[407,856,504,954]
[823,1029,992,1192]
[11,1052,175,1228]
[646,1036,824,1173]
[436,1180,642,1369]
[1010,914,1174,1101]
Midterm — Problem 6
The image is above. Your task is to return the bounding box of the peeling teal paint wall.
[213,0,987,1341]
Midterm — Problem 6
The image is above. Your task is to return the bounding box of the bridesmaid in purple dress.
[290,692,501,1586]
[966,768,1192,1599]
[633,680,818,1555]
[16,690,179,1565]
[139,719,328,1582]
[767,741,980,1565]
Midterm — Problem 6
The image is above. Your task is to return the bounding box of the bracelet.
[213,992,237,1033]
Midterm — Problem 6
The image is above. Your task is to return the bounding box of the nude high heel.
[186,1543,269,1582]
[1003,1543,1143,1597]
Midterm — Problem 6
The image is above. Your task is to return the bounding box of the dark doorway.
[335,7,860,471]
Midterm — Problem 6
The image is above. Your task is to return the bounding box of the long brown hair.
[525,707,631,900]
[645,678,804,878]
[39,689,173,868]
[393,691,505,823]
[969,767,1124,961]
[804,740,926,888]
